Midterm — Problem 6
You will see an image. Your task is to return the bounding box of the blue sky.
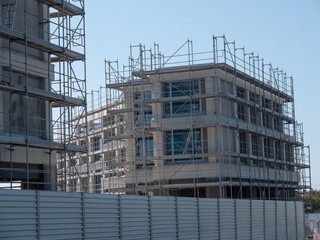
[85,0,320,189]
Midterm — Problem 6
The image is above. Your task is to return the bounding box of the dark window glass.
[137,137,154,157]
[134,92,152,125]
[237,86,245,99]
[275,140,282,160]
[94,153,103,162]
[164,80,201,116]
[136,163,154,169]
[264,138,272,158]
[274,117,282,131]
[166,129,202,156]
[285,143,293,162]
[250,108,256,124]
[166,157,203,164]
[262,97,271,109]
[251,135,258,156]
[249,92,260,104]
[262,113,272,128]
[237,104,245,120]
[95,175,102,193]
[91,136,102,152]
[239,132,247,154]
[273,102,281,113]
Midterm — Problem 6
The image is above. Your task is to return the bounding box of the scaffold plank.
[38,0,84,16]
[0,83,85,107]
[0,26,84,61]
[0,135,86,152]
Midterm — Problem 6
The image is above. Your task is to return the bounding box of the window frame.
[163,80,202,117]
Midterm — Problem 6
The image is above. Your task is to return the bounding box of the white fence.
[0,190,304,240]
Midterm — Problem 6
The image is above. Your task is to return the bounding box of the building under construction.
[64,36,310,200]
[0,0,87,191]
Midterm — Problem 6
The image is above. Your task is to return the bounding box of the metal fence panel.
[276,201,287,240]
[38,191,83,240]
[0,190,37,240]
[265,200,276,240]
[199,198,219,240]
[252,200,264,240]
[296,202,305,240]
[84,194,120,239]
[287,201,297,240]
[120,195,150,240]
[219,199,236,240]
[177,197,199,240]
[150,196,177,240]
[0,190,306,240]
[236,199,251,240]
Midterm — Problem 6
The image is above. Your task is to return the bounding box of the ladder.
[183,129,193,155]
[4,0,19,29]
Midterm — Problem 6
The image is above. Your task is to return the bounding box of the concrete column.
[205,77,214,115]
[153,131,163,161]
[248,133,252,155]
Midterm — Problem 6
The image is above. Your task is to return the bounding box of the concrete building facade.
[66,37,310,200]
[0,0,86,191]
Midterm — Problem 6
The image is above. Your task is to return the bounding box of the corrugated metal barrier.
[0,190,304,240]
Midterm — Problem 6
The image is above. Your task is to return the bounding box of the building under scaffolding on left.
[0,0,87,191]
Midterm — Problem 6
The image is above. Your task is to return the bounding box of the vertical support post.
[148,196,152,239]
[118,195,122,240]
[263,200,266,240]
[275,201,278,240]
[81,192,86,240]
[285,201,288,240]
[175,196,179,240]
[294,201,298,240]
[250,199,253,240]
[197,198,201,240]
[23,0,30,190]
[234,199,237,240]
[218,198,221,240]
[36,190,40,240]
[303,202,306,239]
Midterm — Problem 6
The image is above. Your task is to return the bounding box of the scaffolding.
[99,36,311,201]
[0,0,88,191]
